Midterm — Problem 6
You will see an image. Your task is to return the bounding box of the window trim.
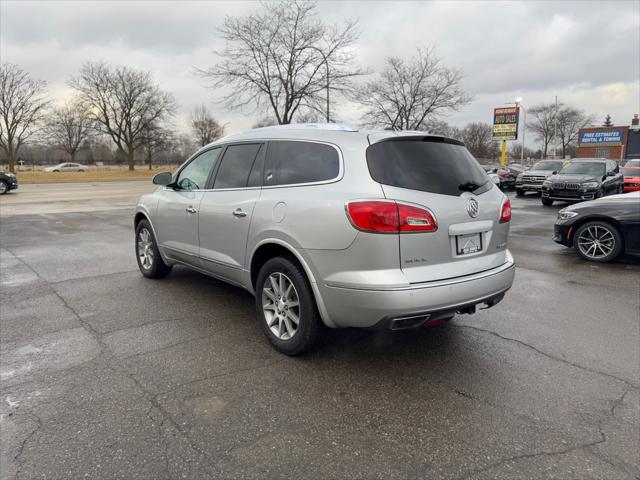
[261,139,344,190]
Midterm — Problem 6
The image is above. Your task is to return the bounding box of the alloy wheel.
[0,182,7,194]
[262,272,300,340]
[577,225,615,260]
[137,228,154,269]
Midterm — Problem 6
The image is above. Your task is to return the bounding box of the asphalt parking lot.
[1,182,638,479]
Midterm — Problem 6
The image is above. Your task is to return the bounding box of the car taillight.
[398,203,437,232]
[500,197,511,223]
[346,201,437,233]
[499,173,509,178]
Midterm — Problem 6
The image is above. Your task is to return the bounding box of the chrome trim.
[324,259,515,291]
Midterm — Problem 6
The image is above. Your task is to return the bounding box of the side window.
[177,148,221,191]
[247,145,266,188]
[213,144,263,189]
[265,141,339,186]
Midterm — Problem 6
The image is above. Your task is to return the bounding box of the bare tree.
[557,106,592,158]
[43,100,93,162]
[0,63,49,172]
[140,123,173,170]
[69,61,176,170]
[424,119,462,140]
[355,48,471,130]
[197,0,364,124]
[460,122,497,159]
[528,103,557,158]
[190,104,225,147]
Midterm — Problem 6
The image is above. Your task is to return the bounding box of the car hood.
[549,174,599,183]
[564,191,640,212]
[524,169,555,175]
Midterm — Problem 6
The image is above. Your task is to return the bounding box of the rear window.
[366,138,490,196]
[266,141,339,186]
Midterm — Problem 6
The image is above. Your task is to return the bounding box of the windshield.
[366,138,490,196]
[621,167,640,177]
[531,161,563,171]
[560,162,605,176]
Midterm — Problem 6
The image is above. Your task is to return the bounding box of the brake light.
[346,201,437,233]
[498,172,509,178]
[500,197,511,223]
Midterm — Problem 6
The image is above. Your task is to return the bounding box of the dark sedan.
[0,171,18,195]
[541,159,623,206]
[553,191,640,262]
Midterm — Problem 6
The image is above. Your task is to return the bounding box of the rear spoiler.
[367,132,465,147]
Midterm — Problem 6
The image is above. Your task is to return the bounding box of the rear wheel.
[135,220,172,278]
[255,256,320,356]
[516,188,525,197]
[574,221,623,263]
[0,180,8,195]
[541,197,554,206]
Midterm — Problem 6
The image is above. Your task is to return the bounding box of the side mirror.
[492,168,498,173]
[152,172,172,186]
[606,171,616,177]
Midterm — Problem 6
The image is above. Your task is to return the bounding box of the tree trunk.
[6,143,16,173]
[147,150,152,170]
[70,150,76,163]
[127,149,135,171]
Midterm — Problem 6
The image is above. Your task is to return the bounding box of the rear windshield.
[366,138,490,196]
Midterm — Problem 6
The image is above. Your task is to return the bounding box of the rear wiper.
[459,181,480,192]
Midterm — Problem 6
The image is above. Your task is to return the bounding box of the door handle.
[186,206,197,214]
[232,209,247,218]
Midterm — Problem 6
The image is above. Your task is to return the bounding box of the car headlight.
[582,182,599,189]
[558,210,578,220]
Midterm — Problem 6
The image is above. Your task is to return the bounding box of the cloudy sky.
[1,0,638,146]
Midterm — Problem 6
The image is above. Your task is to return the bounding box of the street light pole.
[515,98,526,166]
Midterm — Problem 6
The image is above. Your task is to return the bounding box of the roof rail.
[251,123,358,132]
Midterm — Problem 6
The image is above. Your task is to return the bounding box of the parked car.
[134,125,515,355]
[480,165,511,189]
[45,162,87,172]
[0,171,18,195]
[553,191,640,262]
[541,159,623,206]
[621,165,640,192]
[515,160,565,196]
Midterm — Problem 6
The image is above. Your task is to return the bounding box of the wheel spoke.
[263,302,277,311]
[286,309,300,325]
[263,288,277,302]
[269,275,280,296]
[283,317,294,337]
[262,271,301,341]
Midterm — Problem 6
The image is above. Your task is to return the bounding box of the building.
[577,114,640,160]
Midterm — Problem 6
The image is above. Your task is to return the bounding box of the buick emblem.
[466,198,479,218]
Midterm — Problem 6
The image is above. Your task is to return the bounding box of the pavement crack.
[456,324,638,389]
[13,411,42,479]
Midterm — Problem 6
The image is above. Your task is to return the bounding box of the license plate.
[456,233,482,255]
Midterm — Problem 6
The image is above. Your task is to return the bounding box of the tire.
[78,169,85,172]
[595,188,604,199]
[0,180,8,195]
[574,221,623,263]
[255,256,321,356]
[52,170,59,173]
[135,219,172,278]
[541,197,554,206]
[516,189,525,197]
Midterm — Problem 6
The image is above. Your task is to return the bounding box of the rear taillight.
[346,201,437,233]
[398,203,437,232]
[500,197,511,223]
[499,172,509,178]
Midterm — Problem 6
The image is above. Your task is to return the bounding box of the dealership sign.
[492,107,519,140]
[578,129,625,145]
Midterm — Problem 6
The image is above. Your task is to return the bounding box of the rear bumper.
[317,251,516,328]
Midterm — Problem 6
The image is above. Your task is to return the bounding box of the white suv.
[134,124,515,355]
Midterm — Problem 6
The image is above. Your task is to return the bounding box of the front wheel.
[0,180,8,195]
[541,197,554,206]
[135,220,172,278]
[574,221,623,263]
[255,256,321,356]
[516,189,525,197]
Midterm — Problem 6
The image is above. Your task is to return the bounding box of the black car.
[480,165,515,189]
[0,171,18,195]
[541,159,623,206]
[553,191,640,262]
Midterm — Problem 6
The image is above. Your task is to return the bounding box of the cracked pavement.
[1,185,638,479]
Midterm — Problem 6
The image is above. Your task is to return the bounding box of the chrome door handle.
[186,206,197,214]
[232,209,247,218]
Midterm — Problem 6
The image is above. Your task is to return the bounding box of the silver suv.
[134,125,515,355]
